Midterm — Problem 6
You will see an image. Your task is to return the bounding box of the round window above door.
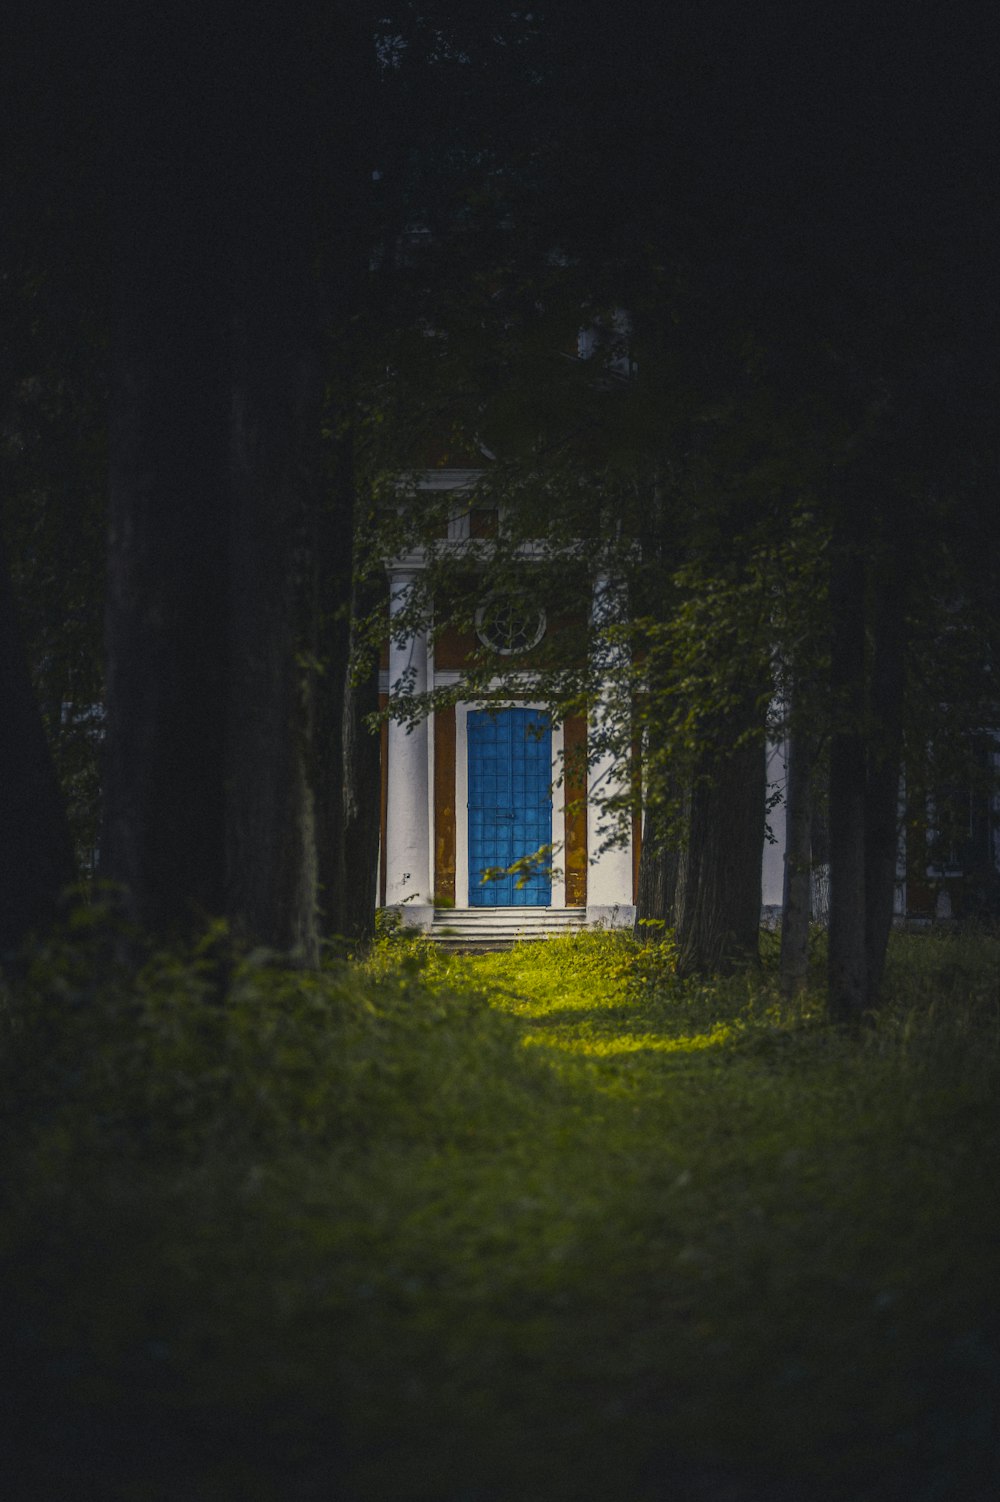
[475,595,546,655]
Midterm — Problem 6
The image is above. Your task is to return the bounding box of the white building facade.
[379,472,637,935]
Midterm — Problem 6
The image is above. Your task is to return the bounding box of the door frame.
[456,702,566,908]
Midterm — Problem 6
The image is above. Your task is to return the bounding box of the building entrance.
[467,709,552,906]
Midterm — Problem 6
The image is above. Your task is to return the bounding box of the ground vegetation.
[2,923,998,1499]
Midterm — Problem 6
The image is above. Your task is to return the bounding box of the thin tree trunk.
[333,462,385,945]
[780,724,815,997]
[0,528,75,958]
[315,503,383,949]
[337,621,383,946]
[634,475,676,943]
[635,757,680,940]
[864,552,906,1006]
[828,526,868,1023]
[675,729,766,977]
[314,502,350,941]
[635,807,678,937]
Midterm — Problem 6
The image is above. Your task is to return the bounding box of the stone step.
[432,924,580,932]
[433,907,586,921]
[431,913,586,930]
[427,907,587,951]
[430,937,582,952]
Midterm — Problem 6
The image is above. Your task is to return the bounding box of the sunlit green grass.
[2,923,998,1499]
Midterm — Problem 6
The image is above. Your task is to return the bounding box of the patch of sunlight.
[522,1022,735,1056]
[497,991,627,1019]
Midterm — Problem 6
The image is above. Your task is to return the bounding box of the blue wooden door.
[468,709,552,905]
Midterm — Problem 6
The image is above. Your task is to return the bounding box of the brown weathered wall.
[563,715,588,907]
[434,705,457,904]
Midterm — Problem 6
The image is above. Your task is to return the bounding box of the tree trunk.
[104,50,231,935]
[864,551,906,1007]
[635,754,680,942]
[314,486,351,944]
[675,729,766,977]
[634,478,677,943]
[827,526,868,1023]
[635,806,678,937]
[225,52,327,959]
[105,14,366,956]
[0,528,75,958]
[333,464,385,946]
[337,622,383,946]
[315,506,383,949]
[780,724,815,997]
[226,274,324,959]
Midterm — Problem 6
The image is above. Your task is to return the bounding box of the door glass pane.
[468,709,551,906]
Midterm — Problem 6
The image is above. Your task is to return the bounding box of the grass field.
[2,923,998,1500]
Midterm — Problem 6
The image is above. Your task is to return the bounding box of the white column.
[587,573,636,927]
[384,566,434,928]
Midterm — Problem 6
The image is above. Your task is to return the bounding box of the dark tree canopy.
[1,3,997,999]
